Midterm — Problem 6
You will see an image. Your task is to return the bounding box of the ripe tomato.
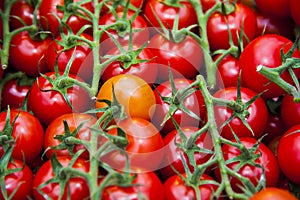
[152,78,206,135]
[239,34,300,98]
[44,113,97,159]
[263,113,287,144]
[163,173,218,200]
[255,0,291,19]
[100,117,164,172]
[0,109,44,164]
[100,0,144,13]
[0,159,33,200]
[250,187,297,200]
[9,31,52,77]
[158,127,213,180]
[290,0,300,27]
[33,156,90,200]
[213,87,268,140]
[95,74,156,121]
[143,0,197,29]
[9,0,35,30]
[277,124,300,185]
[200,0,241,12]
[27,72,93,126]
[207,3,257,51]
[101,171,164,200]
[281,94,300,129]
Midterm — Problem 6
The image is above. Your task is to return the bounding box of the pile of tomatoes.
[0,0,300,199]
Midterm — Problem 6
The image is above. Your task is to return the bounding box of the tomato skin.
[255,0,291,19]
[263,113,287,144]
[290,0,300,27]
[102,172,164,200]
[33,156,90,200]
[250,187,297,200]
[213,87,268,140]
[9,31,51,77]
[95,74,156,121]
[207,3,257,51]
[277,124,300,185]
[281,94,300,129]
[27,72,93,126]
[215,137,280,192]
[158,127,213,180]
[0,160,33,200]
[0,109,44,164]
[44,113,97,159]
[9,0,35,30]
[163,173,218,200]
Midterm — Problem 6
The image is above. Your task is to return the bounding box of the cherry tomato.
[100,0,144,13]
[213,87,268,140]
[200,0,241,12]
[250,187,297,200]
[281,94,300,129]
[255,0,291,19]
[95,74,156,121]
[32,156,90,200]
[263,113,287,144]
[9,0,35,30]
[290,0,300,27]
[0,109,44,164]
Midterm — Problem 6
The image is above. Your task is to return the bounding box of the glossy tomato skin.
[9,31,51,77]
[33,156,90,200]
[27,72,93,126]
[290,0,300,27]
[280,94,300,129]
[255,0,291,19]
[240,34,300,99]
[249,187,298,200]
[0,109,44,164]
[152,78,206,135]
[143,0,197,29]
[102,171,164,200]
[0,159,33,200]
[277,124,300,185]
[147,34,204,82]
[215,137,280,192]
[44,113,97,159]
[9,0,35,30]
[158,127,213,180]
[95,74,156,121]
[213,87,268,140]
[163,173,218,200]
[207,3,257,51]
[45,33,94,81]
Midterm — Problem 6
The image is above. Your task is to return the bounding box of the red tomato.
[255,0,291,19]
[250,187,297,200]
[100,117,164,172]
[277,124,300,185]
[158,127,213,180]
[200,0,241,12]
[101,171,164,200]
[281,94,300,129]
[152,78,206,135]
[45,33,94,81]
[240,34,300,98]
[9,0,35,30]
[213,87,268,140]
[0,109,44,164]
[44,113,97,159]
[147,34,204,83]
[100,0,144,13]
[207,3,257,51]
[214,137,280,192]
[164,173,218,200]
[263,113,287,144]
[33,156,90,200]
[143,0,197,29]
[9,31,52,77]
[290,0,300,27]
[0,159,33,200]
[27,72,93,126]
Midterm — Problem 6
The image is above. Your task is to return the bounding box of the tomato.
[143,0,197,29]
[152,78,206,135]
[163,173,218,200]
[27,72,93,126]
[9,31,52,77]
[9,0,35,30]
[45,33,94,81]
[95,74,156,121]
[101,171,164,200]
[290,0,300,27]
[0,159,33,200]
[200,0,241,12]
[44,113,97,159]
[207,3,257,51]
[100,117,164,172]
[147,34,204,82]
[250,187,297,200]
[158,127,213,180]
[213,87,268,140]
[255,0,291,19]
[0,109,44,164]
[281,94,300,129]
[100,0,144,13]
[239,34,300,99]
[33,156,90,200]
[277,124,300,185]
[214,137,280,192]
[263,113,287,144]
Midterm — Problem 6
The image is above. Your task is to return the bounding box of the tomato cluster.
[0,0,300,199]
